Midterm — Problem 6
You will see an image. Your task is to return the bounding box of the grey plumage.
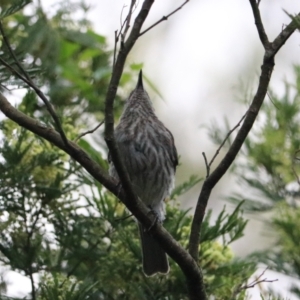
[109,70,178,276]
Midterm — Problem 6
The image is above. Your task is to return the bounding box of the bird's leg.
[145,205,161,232]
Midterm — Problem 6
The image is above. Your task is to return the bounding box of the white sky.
[3,0,300,298]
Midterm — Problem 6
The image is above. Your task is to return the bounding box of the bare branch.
[0,21,69,147]
[117,6,129,42]
[202,152,210,178]
[188,7,299,261]
[113,1,139,68]
[139,0,189,37]
[74,121,104,143]
[249,0,269,47]
[231,268,278,298]
[113,30,118,68]
[208,111,248,170]
[122,0,136,42]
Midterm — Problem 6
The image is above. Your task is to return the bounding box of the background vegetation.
[0,0,299,299]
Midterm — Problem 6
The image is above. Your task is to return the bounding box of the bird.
[109,70,178,276]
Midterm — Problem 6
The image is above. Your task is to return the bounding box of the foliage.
[0,0,132,123]
[0,0,31,20]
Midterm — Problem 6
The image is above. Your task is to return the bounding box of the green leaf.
[130,63,143,71]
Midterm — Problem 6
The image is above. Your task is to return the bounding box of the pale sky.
[4,0,300,298]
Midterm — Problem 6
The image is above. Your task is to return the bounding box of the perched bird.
[109,70,178,276]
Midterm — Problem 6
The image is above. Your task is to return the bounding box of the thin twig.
[122,0,136,42]
[29,271,36,300]
[232,267,278,298]
[202,152,210,178]
[113,30,118,68]
[21,194,37,300]
[118,5,128,43]
[118,0,139,42]
[267,91,280,110]
[139,0,189,37]
[208,111,248,169]
[120,4,127,29]
[0,57,29,83]
[294,149,300,161]
[74,121,104,142]
[244,278,278,288]
[0,22,69,147]
[117,9,129,41]
[113,1,137,69]
[114,214,133,222]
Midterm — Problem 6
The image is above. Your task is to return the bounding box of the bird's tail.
[138,223,169,276]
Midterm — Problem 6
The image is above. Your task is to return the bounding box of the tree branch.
[0,90,206,300]
[188,5,300,261]
[208,111,248,171]
[74,121,104,142]
[249,0,269,48]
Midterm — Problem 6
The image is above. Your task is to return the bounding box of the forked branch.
[189,1,300,261]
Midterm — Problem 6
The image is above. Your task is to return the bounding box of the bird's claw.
[146,206,161,232]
